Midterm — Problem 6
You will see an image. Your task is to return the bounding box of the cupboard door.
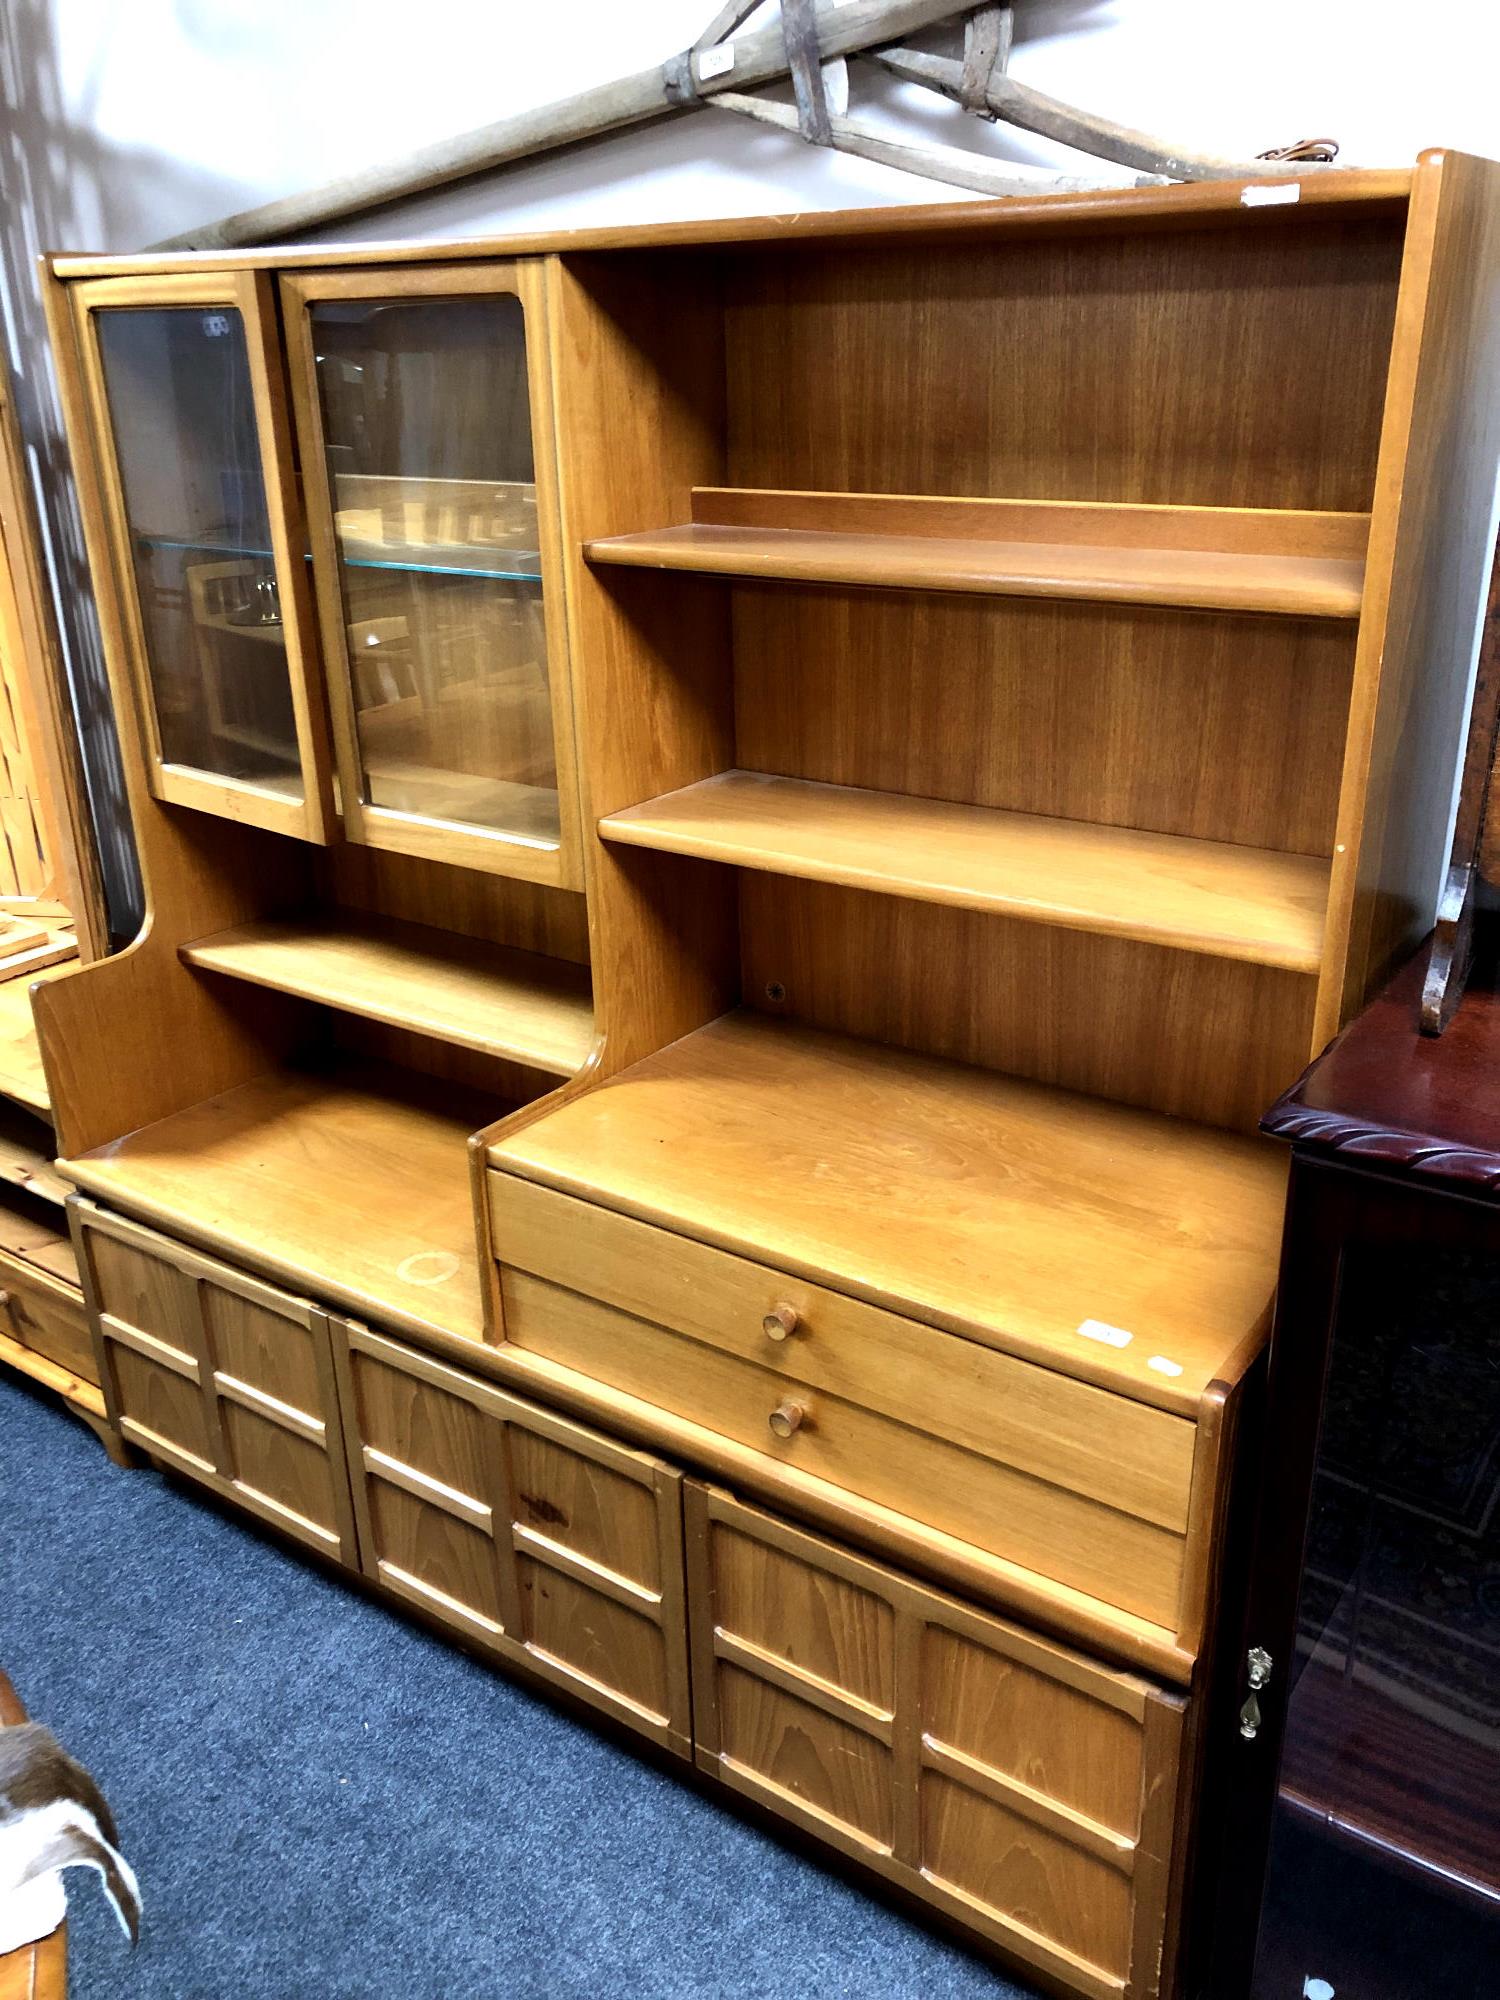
[69,1199,357,1563]
[686,1484,1186,2000]
[332,1322,690,1755]
[281,264,582,888]
[69,273,333,841]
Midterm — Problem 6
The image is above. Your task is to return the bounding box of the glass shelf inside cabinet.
[136,534,543,584]
[309,292,559,845]
[95,307,303,796]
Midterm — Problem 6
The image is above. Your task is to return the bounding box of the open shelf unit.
[60,1061,502,1344]
[182,911,594,1074]
[587,489,1369,619]
[600,770,1330,972]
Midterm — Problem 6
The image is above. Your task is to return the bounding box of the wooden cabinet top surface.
[491,1011,1285,1413]
[47,166,1415,279]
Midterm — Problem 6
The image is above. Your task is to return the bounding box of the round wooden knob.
[762,1303,800,1342]
[768,1399,806,1439]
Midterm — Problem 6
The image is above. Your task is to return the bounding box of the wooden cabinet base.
[69,1198,358,1564]
[687,1484,1184,2000]
[63,1198,1202,1997]
[331,1321,692,1759]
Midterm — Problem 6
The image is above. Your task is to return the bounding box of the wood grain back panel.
[686,1485,1185,2000]
[332,1322,692,1755]
[741,876,1317,1131]
[732,585,1354,856]
[317,845,590,965]
[725,220,1404,509]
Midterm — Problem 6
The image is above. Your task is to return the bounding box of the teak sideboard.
[25,155,1500,2000]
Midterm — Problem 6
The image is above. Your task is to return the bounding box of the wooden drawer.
[489,1176,1200,1637]
[0,1255,95,1384]
[332,1321,692,1758]
[69,1199,358,1564]
[687,1484,1184,2000]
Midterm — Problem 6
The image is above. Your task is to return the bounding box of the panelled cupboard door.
[67,272,333,842]
[68,1198,358,1563]
[330,1321,691,1755]
[685,1485,1185,2000]
[280,264,584,888]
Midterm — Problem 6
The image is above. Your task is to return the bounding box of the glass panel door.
[1252,1240,1500,1997]
[72,273,332,841]
[283,265,580,885]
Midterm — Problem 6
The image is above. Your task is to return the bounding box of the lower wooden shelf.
[0,960,73,1115]
[60,1062,502,1345]
[181,911,594,1076]
[491,1010,1287,1413]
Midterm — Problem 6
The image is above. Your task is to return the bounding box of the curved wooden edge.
[1261,1099,1500,1188]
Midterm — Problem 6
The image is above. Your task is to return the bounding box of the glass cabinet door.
[71,273,333,841]
[281,264,581,886]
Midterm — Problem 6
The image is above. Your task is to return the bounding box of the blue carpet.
[0,1372,1029,1998]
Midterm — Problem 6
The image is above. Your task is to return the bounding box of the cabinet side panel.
[548,255,737,1073]
[1322,150,1500,1038]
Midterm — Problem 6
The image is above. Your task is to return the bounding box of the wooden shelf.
[491,1011,1288,1414]
[601,772,1329,973]
[0,1101,69,1206]
[0,960,74,1115]
[61,1063,503,1345]
[0,1196,78,1290]
[182,914,594,1076]
[586,491,1369,619]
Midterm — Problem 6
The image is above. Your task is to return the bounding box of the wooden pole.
[151,0,975,251]
[874,45,1326,181]
[712,91,1159,197]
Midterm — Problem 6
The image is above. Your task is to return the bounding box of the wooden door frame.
[68,270,335,843]
[280,260,584,888]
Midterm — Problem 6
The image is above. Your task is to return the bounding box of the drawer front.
[687,1484,1183,2000]
[69,1199,357,1564]
[489,1176,1196,1531]
[332,1321,692,1758]
[498,1265,1187,1631]
[0,1258,97,1384]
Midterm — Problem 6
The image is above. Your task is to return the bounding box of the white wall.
[21,0,1500,249]
[3,0,1499,934]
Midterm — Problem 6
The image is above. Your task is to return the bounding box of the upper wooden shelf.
[490,1011,1288,1415]
[586,489,1369,619]
[182,913,594,1077]
[61,1062,499,1345]
[601,772,1330,974]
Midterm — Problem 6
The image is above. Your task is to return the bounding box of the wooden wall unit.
[34,156,1500,2000]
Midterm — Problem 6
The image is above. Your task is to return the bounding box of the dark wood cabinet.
[1207,937,1500,1997]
